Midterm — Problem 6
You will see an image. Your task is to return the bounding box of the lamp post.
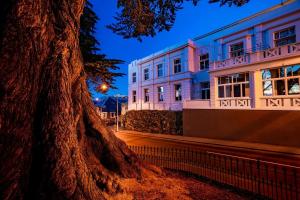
[115,94,120,132]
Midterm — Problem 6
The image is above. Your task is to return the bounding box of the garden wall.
[183,109,300,147]
[122,110,182,135]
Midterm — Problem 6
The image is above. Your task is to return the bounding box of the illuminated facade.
[128,0,300,111]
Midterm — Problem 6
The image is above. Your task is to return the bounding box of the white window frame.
[218,73,250,98]
[144,88,149,102]
[273,26,296,47]
[132,72,136,83]
[174,58,182,74]
[199,53,209,70]
[230,42,244,58]
[157,64,163,78]
[200,82,210,99]
[144,68,149,81]
[157,86,164,102]
[174,84,182,101]
[262,65,300,97]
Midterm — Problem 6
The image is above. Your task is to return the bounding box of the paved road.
[115,130,300,167]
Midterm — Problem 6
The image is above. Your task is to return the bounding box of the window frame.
[217,73,250,99]
[132,90,136,103]
[173,58,182,74]
[200,82,210,99]
[273,26,296,47]
[132,72,136,83]
[144,88,150,102]
[157,64,163,78]
[262,65,300,97]
[230,42,244,58]
[144,68,149,81]
[174,84,182,101]
[199,53,209,70]
[157,86,164,102]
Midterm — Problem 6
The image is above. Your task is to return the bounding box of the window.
[144,89,149,102]
[230,42,244,57]
[144,68,149,80]
[262,64,300,96]
[218,73,250,98]
[174,84,182,101]
[132,90,136,103]
[132,72,136,83]
[174,58,181,73]
[200,82,210,99]
[157,64,163,77]
[158,86,164,102]
[199,53,209,70]
[274,26,296,47]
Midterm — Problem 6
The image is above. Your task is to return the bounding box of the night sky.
[89,0,282,98]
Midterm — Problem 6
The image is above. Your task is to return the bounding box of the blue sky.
[89,0,282,98]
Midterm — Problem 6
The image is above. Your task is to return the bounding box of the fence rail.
[129,145,300,200]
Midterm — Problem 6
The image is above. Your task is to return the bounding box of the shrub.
[122,110,182,135]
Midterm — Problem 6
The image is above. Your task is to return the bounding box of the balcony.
[212,42,300,70]
[260,95,300,109]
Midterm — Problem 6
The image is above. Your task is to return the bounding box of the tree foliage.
[108,0,249,41]
[80,1,124,91]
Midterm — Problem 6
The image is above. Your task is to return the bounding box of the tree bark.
[0,0,141,199]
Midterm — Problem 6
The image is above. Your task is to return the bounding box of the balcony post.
[249,70,263,109]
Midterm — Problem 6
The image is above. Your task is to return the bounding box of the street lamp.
[99,83,108,93]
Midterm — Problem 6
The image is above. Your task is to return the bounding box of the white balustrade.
[218,97,251,109]
[260,96,300,109]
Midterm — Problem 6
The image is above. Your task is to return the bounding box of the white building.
[128,0,300,111]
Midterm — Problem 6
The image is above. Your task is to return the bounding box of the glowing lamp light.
[99,83,108,93]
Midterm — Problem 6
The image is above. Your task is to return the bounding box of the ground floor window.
[158,86,164,102]
[132,90,136,103]
[218,73,250,98]
[200,82,210,99]
[174,84,182,101]
[262,64,300,96]
[144,88,149,102]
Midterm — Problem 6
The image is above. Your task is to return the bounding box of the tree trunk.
[0,0,141,199]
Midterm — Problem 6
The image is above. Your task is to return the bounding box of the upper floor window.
[174,58,182,73]
[274,26,296,47]
[174,84,182,101]
[157,64,163,77]
[230,42,244,58]
[132,90,136,103]
[262,65,300,96]
[218,73,250,98]
[144,68,149,80]
[132,72,136,83]
[144,88,149,102]
[200,82,210,99]
[199,53,209,70]
[158,86,164,102]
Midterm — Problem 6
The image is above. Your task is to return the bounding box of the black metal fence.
[129,146,300,200]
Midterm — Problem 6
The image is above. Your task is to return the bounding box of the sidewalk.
[116,129,300,158]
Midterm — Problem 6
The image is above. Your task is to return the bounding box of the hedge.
[121,110,182,135]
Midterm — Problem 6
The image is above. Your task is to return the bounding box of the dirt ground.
[109,166,253,200]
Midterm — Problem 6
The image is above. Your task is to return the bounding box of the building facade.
[128,0,300,111]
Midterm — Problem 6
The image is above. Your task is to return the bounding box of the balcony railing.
[260,95,300,109]
[212,42,300,70]
[218,97,251,109]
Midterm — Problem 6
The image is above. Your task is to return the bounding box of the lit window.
[175,84,182,101]
[157,64,163,77]
[274,26,296,47]
[200,82,210,99]
[132,90,136,103]
[230,42,244,57]
[174,58,181,73]
[144,89,149,102]
[262,65,300,96]
[218,73,250,98]
[144,68,149,80]
[199,54,209,70]
[132,72,136,83]
[158,86,164,102]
